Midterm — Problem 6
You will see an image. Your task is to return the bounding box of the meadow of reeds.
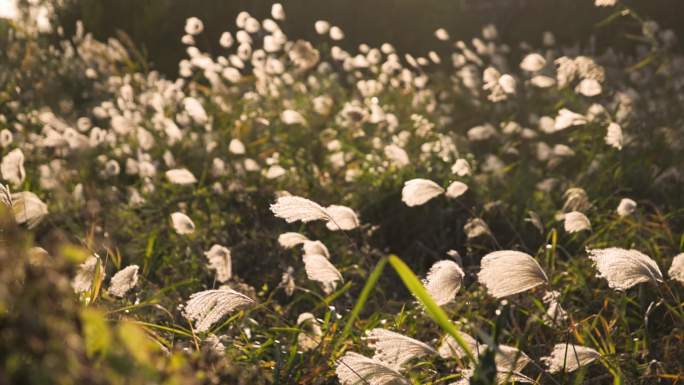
[0,1,683,384]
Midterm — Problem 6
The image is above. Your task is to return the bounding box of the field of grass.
[1,2,683,384]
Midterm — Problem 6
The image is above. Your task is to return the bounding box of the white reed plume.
[587,247,663,290]
[302,253,342,294]
[424,260,464,306]
[302,240,330,258]
[108,265,140,297]
[445,181,468,199]
[325,204,360,231]
[438,330,480,359]
[11,191,48,229]
[204,245,232,282]
[669,253,684,285]
[72,254,105,294]
[616,198,636,217]
[0,182,12,207]
[270,195,331,223]
[165,168,197,184]
[171,212,195,235]
[1,148,25,186]
[563,211,591,233]
[366,328,437,370]
[478,250,548,298]
[542,343,600,373]
[335,351,409,385]
[401,178,444,207]
[184,288,254,333]
[278,232,310,248]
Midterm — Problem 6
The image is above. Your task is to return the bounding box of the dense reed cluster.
[1,1,683,384]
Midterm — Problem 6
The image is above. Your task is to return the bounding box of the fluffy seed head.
[366,328,437,370]
[0,183,11,207]
[401,178,444,207]
[278,232,309,248]
[302,253,342,294]
[73,255,105,294]
[108,265,140,297]
[204,245,232,282]
[605,122,623,150]
[520,53,546,72]
[478,250,548,298]
[424,260,464,305]
[335,352,409,385]
[616,198,636,217]
[438,331,480,359]
[445,181,468,199]
[564,211,591,233]
[1,148,26,186]
[270,195,331,223]
[325,205,360,231]
[669,253,684,285]
[165,168,197,184]
[494,345,532,373]
[171,212,195,235]
[11,191,48,229]
[587,247,663,290]
[184,289,254,332]
[302,240,330,258]
[542,343,600,373]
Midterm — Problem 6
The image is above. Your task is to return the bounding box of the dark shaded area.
[57,0,684,75]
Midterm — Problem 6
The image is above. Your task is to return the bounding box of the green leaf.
[387,255,475,362]
[80,308,111,358]
[118,321,157,365]
[334,257,388,352]
[60,244,89,264]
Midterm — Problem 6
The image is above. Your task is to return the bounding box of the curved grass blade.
[387,255,475,362]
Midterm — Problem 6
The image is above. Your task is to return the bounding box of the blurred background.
[12,0,680,75]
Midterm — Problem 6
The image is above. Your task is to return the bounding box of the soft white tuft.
[335,351,409,385]
[605,122,623,150]
[438,330,480,359]
[1,148,26,186]
[616,198,636,217]
[564,211,591,233]
[0,183,11,207]
[464,218,491,239]
[72,255,105,294]
[445,181,468,199]
[165,168,197,185]
[297,312,322,351]
[542,290,568,326]
[325,204,360,231]
[587,247,663,290]
[278,232,310,248]
[494,344,532,374]
[302,253,342,294]
[270,195,330,223]
[204,245,232,282]
[171,212,195,235]
[184,289,254,332]
[108,265,140,297]
[11,191,48,229]
[542,343,600,373]
[478,250,548,298]
[669,253,684,285]
[401,178,444,207]
[302,240,330,258]
[366,328,437,370]
[424,260,464,305]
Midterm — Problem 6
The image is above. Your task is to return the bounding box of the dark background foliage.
[56,0,684,75]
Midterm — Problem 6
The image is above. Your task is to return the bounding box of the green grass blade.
[334,257,388,352]
[387,255,475,362]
